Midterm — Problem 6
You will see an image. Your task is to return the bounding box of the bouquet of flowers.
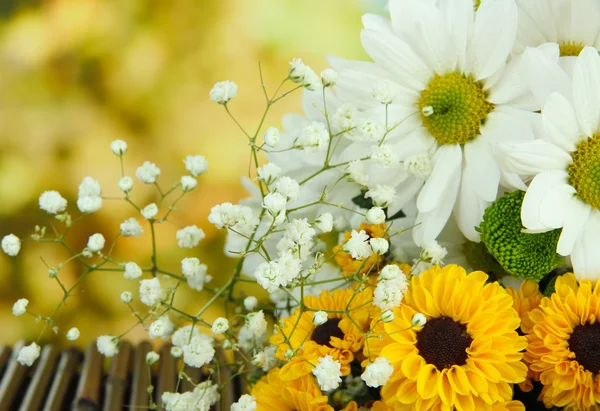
[5,0,600,410]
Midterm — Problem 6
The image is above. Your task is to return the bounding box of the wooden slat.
[0,341,33,410]
[156,344,176,408]
[19,344,60,411]
[103,340,132,411]
[180,364,202,393]
[128,341,152,408]
[72,342,103,411]
[42,348,81,411]
[0,345,11,372]
[216,349,235,411]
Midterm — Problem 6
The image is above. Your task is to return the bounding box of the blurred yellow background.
[0,0,382,347]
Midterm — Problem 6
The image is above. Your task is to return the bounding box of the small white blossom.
[379,264,402,281]
[263,127,280,147]
[176,225,205,248]
[246,311,267,339]
[381,310,394,323]
[97,335,119,357]
[182,334,215,367]
[110,140,128,156]
[149,315,175,339]
[231,395,257,411]
[146,351,160,365]
[366,207,385,224]
[211,317,229,334]
[312,355,342,392]
[120,218,143,237]
[252,345,277,372]
[87,233,105,252]
[243,296,258,311]
[120,291,133,303]
[17,342,41,366]
[139,278,163,306]
[273,176,300,201]
[421,240,448,265]
[124,262,142,279]
[365,184,396,207]
[257,163,281,185]
[412,313,427,327]
[12,298,28,316]
[297,122,329,152]
[254,261,282,293]
[184,155,208,177]
[262,192,287,214]
[180,176,197,192]
[357,119,384,142]
[314,212,333,233]
[372,79,399,104]
[332,104,359,133]
[170,346,183,358]
[66,327,80,341]
[361,357,394,388]
[374,266,408,311]
[370,237,389,255]
[1,234,20,256]
[118,176,134,193]
[136,161,161,184]
[288,58,320,90]
[320,68,338,87]
[141,203,158,220]
[371,144,399,167]
[343,230,371,259]
[404,152,433,179]
[210,80,237,104]
[77,177,102,213]
[39,191,67,214]
[347,160,369,185]
[313,311,328,326]
[181,258,211,291]
[208,203,259,235]
[172,325,200,347]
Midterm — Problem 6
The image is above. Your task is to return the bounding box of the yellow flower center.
[415,316,473,370]
[559,40,586,57]
[567,135,600,210]
[418,73,494,145]
[569,323,600,374]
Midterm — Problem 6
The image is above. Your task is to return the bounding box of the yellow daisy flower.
[374,265,527,410]
[524,273,600,410]
[334,223,387,276]
[270,287,375,380]
[506,280,543,393]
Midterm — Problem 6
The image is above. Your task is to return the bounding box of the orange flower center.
[416,317,472,370]
[569,323,600,374]
[311,318,344,348]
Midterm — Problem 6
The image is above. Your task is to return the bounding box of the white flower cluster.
[373,264,408,311]
[77,177,102,213]
[181,257,212,291]
[361,356,394,388]
[161,381,219,411]
[312,355,342,392]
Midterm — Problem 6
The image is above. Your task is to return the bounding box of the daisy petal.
[470,0,517,80]
[437,0,473,71]
[557,198,591,256]
[521,170,569,231]
[520,45,572,108]
[362,13,393,34]
[572,46,600,136]
[499,170,527,192]
[417,144,462,213]
[464,137,500,202]
[496,140,572,176]
[538,184,576,229]
[454,172,489,242]
[570,0,600,45]
[571,210,600,281]
[542,92,583,153]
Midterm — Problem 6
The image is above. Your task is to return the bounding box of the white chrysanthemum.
[184,155,209,176]
[498,46,600,279]
[331,0,537,245]
[210,81,237,104]
[211,317,229,334]
[118,176,133,193]
[182,334,215,367]
[361,357,394,388]
[139,277,163,306]
[312,355,342,392]
[124,262,142,279]
[77,177,102,213]
[97,335,119,357]
[2,234,20,256]
[87,233,105,252]
[141,203,158,220]
[120,218,143,237]
[39,191,67,214]
[149,315,175,339]
[176,225,205,248]
[66,327,80,341]
[17,342,41,366]
[136,161,161,184]
[180,176,197,192]
[12,298,28,316]
[181,257,211,291]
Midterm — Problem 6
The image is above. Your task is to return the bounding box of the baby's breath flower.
[180,176,197,192]
[371,144,399,167]
[243,296,258,312]
[366,207,385,224]
[176,225,205,248]
[2,234,21,256]
[372,79,399,104]
[412,313,427,327]
[246,311,267,338]
[313,311,328,326]
[288,58,320,90]
[181,258,211,291]
[120,218,143,237]
[298,122,329,152]
[381,310,395,323]
[12,298,28,316]
[87,233,105,252]
[170,346,183,358]
[312,355,342,392]
[273,176,300,201]
[141,203,158,220]
[231,395,257,411]
[361,357,394,388]
[39,191,67,214]
[320,68,338,87]
[77,177,102,213]
[314,212,333,233]
[135,161,160,184]
[262,192,287,214]
[257,163,281,185]
[110,140,128,156]
[124,262,142,279]
[211,317,229,334]
[263,127,280,147]
[421,240,448,265]
[120,291,133,303]
[347,160,369,185]
[379,264,401,281]
[370,237,389,255]
[184,155,208,176]
[139,278,163,306]
[209,81,237,104]
[17,342,41,366]
[252,345,277,372]
[332,104,358,133]
[254,261,283,293]
[356,119,384,142]
[374,265,408,311]
[182,334,215,367]
[343,230,371,259]
[97,335,119,357]
[66,327,80,341]
[149,315,175,339]
[404,152,433,179]
[365,184,396,207]
[146,351,160,365]
[118,176,133,193]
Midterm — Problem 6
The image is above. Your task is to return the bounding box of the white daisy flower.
[498,46,600,280]
[330,0,536,245]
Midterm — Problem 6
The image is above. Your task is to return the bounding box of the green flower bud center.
[418,73,493,145]
[559,41,585,57]
[568,135,600,210]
